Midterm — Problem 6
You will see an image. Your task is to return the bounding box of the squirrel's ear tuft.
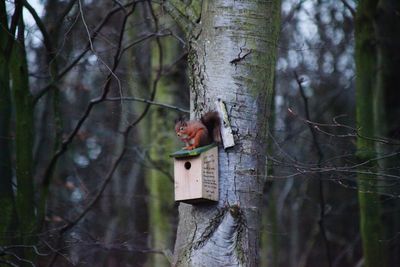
[175,114,187,124]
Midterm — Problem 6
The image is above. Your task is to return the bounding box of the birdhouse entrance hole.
[184,162,191,170]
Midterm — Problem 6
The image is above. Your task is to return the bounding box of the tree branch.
[40,2,137,189]
[44,5,141,267]
[55,0,78,30]
[170,0,202,23]
[295,71,332,267]
[161,1,195,35]
[0,259,19,267]
[60,134,128,233]
[340,0,355,17]
[120,31,171,56]
[104,97,189,113]
[287,108,400,145]
[57,0,165,234]
[33,1,137,104]
[47,3,166,265]
[121,0,164,131]
[4,0,22,57]
[22,0,54,54]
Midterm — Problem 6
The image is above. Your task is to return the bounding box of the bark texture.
[173,1,281,266]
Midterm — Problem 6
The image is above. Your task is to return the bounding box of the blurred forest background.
[1,0,400,266]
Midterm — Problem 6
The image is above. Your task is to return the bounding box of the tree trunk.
[10,12,36,263]
[172,1,281,266]
[0,0,17,246]
[147,4,180,266]
[355,1,386,267]
[373,0,400,265]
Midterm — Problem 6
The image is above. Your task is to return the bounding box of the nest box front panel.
[174,156,203,201]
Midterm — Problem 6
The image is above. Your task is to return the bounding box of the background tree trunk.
[0,0,17,247]
[146,4,184,265]
[172,1,281,266]
[373,0,400,265]
[10,10,36,264]
[355,1,386,267]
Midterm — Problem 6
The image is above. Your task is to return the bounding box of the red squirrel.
[175,111,221,150]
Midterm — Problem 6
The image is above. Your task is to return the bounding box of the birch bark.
[172,1,281,266]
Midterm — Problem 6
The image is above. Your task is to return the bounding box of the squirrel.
[175,111,221,150]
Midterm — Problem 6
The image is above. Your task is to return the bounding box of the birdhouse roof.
[170,144,217,158]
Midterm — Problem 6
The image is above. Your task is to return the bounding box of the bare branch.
[120,31,172,56]
[22,0,54,54]
[55,0,78,30]
[122,0,165,132]
[2,245,49,256]
[4,0,22,57]
[161,1,195,35]
[46,3,168,266]
[294,71,323,160]
[0,259,19,267]
[144,151,174,183]
[33,1,137,104]
[287,107,400,146]
[54,0,166,232]
[104,97,189,113]
[1,250,36,267]
[40,2,137,189]
[60,133,128,233]
[340,0,355,17]
[43,5,140,266]
[294,71,332,267]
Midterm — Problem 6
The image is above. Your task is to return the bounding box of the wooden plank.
[215,99,235,149]
[201,147,218,201]
[170,144,217,158]
[174,156,202,201]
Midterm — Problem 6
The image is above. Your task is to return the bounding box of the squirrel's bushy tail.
[201,111,221,143]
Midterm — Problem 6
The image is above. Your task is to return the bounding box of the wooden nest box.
[170,144,218,204]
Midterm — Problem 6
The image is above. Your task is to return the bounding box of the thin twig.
[1,250,36,267]
[58,0,165,235]
[295,71,332,267]
[121,0,164,132]
[104,97,189,113]
[340,0,355,17]
[78,0,124,102]
[55,0,78,30]
[33,1,136,104]
[145,152,174,183]
[41,2,137,189]
[0,259,19,267]
[287,108,400,145]
[22,0,54,54]
[3,245,49,256]
[60,136,128,233]
[47,2,167,266]
[120,31,171,55]
[4,0,22,57]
